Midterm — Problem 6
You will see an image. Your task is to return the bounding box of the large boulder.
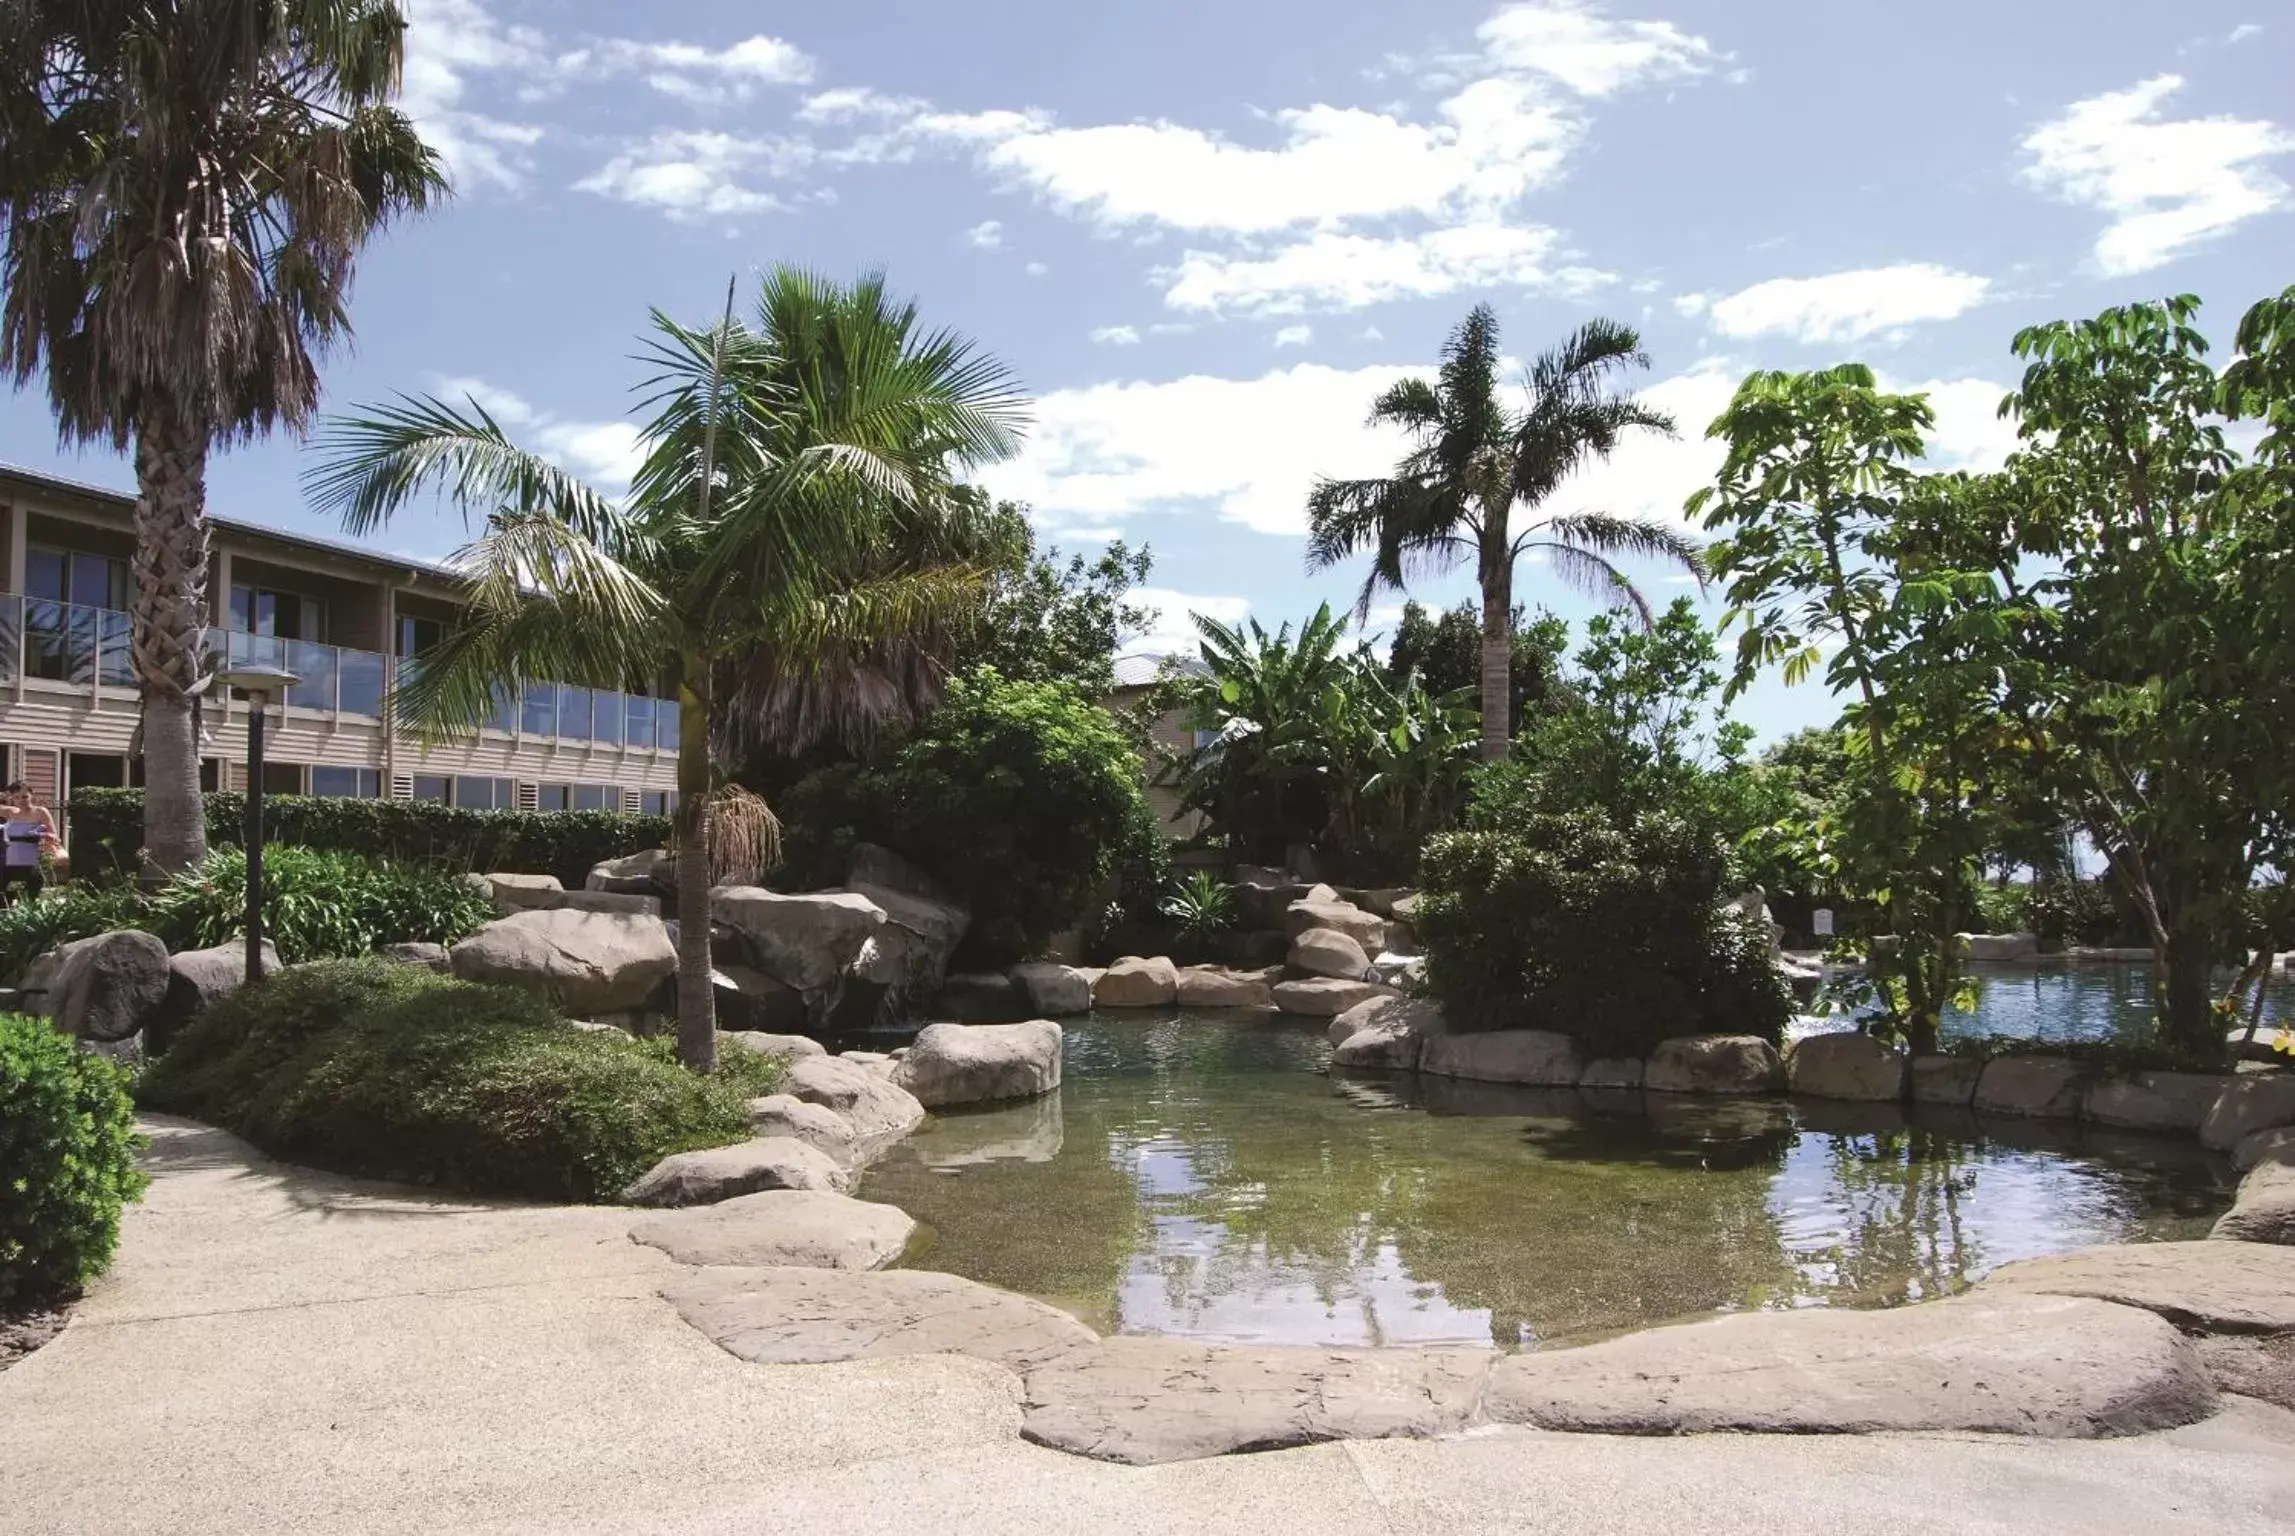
[711,964,808,1033]
[476,871,564,914]
[840,882,970,1027]
[585,848,676,898]
[716,1031,827,1063]
[1786,1031,1906,1102]
[2232,1126,2295,1173]
[379,941,450,973]
[889,1020,1063,1107]
[1960,930,2040,961]
[621,1136,851,1205]
[554,889,662,917]
[1093,955,1177,1008]
[1287,928,1369,980]
[1910,1053,1982,1106]
[783,1053,927,1146]
[1173,967,1274,1010]
[627,1190,917,1270]
[1009,962,1092,1016]
[1367,951,1423,990]
[1283,897,1385,952]
[2200,1074,2295,1152]
[931,973,1028,1023]
[1579,1056,1643,1090]
[1339,887,1416,920]
[2083,1071,2237,1134]
[1330,995,1443,1071]
[1975,1056,2090,1119]
[710,887,886,1007]
[23,930,171,1052]
[1270,977,1392,1017]
[1419,1029,1581,1087]
[2212,1159,2295,1245]
[147,939,279,1054]
[746,1094,861,1164]
[1644,1034,1785,1095]
[1980,1240,2295,1335]
[449,909,676,1015]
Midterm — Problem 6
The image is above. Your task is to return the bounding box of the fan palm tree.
[305,268,1026,1070]
[0,0,445,874]
[1306,305,1700,762]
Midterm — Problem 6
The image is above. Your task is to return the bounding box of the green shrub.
[1,1014,148,1306]
[780,668,1169,965]
[67,790,668,889]
[1417,771,1791,1056]
[138,960,781,1202]
[143,847,497,964]
[0,884,144,985]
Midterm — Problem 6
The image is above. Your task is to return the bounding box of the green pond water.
[853,1008,2236,1350]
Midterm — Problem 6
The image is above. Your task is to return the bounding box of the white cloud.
[399,0,550,190]
[1090,325,1143,345]
[2021,74,2294,275]
[1121,588,1251,655]
[1359,325,1385,341]
[574,131,810,220]
[433,377,643,490]
[2227,23,2263,44]
[965,219,1006,250]
[1273,324,1315,347]
[1475,0,1723,97]
[556,33,815,105]
[1159,224,1609,315]
[798,86,929,123]
[1024,261,1050,276]
[1702,264,1993,344]
[1671,291,1709,316]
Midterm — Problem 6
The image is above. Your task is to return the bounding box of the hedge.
[2,1012,148,1307]
[68,789,668,889]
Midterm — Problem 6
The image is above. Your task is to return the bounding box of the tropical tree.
[1306,304,1697,761]
[0,0,445,875]
[306,269,1026,1069]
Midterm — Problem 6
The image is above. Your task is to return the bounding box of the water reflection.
[858,1009,2233,1351]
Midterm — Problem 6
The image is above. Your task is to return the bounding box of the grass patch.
[139,960,783,1203]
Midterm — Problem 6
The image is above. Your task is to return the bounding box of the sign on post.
[1812,908,1835,937]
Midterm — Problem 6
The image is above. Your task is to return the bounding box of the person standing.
[2,783,58,904]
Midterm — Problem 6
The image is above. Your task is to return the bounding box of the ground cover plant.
[0,1013,148,1307]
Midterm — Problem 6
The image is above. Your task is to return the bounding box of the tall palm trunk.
[673,661,718,1071]
[1477,514,1513,762]
[130,409,212,878]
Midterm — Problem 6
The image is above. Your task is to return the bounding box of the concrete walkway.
[4,1117,2292,1535]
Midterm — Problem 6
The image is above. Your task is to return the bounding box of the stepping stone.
[2213,1160,2295,1245]
[628,1190,917,1270]
[1979,1241,2295,1334]
[665,1266,1097,1373]
[1019,1337,1492,1465]
[1484,1292,2211,1437]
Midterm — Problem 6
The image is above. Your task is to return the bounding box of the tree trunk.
[131,411,213,879]
[1477,540,1513,763]
[673,663,717,1072]
[2158,920,2219,1065]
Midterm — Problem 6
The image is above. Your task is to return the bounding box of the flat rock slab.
[2211,1159,2295,1245]
[665,1265,1097,1373]
[1485,1292,2212,1438]
[1019,1337,1492,1465]
[621,1136,851,1206]
[628,1190,917,1270]
[1980,1241,2295,1334]
[784,1054,927,1146]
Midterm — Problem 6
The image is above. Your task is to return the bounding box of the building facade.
[0,463,680,825]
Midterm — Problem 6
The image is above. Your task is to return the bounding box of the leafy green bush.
[67,790,668,889]
[0,885,144,985]
[1968,883,2031,936]
[780,668,1168,965]
[144,847,497,964]
[1160,871,1237,938]
[1417,767,1791,1056]
[1,1013,148,1306]
[138,960,780,1202]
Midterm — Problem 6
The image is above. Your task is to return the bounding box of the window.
[455,776,515,810]
[261,761,304,796]
[310,767,380,799]
[26,546,130,609]
[535,783,572,812]
[639,790,677,817]
[409,774,451,803]
[624,694,654,748]
[229,585,327,642]
[571,784,616,812]
[520,684,555,738]
[396,614,446,659]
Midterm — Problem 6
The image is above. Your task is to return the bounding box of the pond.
[1938,959,2294,1047]
[855,1007,2236,1351]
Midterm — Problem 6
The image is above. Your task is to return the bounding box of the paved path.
[5,1117,2293,1535]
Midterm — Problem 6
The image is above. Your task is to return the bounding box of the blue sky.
[2,0,2288,743]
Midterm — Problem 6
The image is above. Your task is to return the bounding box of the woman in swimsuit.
[1,783,57,904]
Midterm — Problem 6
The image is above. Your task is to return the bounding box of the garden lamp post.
[213,661,299,984]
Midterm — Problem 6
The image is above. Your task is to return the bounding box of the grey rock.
[621,1136,851,1205]
[448,908,676,1015]
[1338,886,1416,920]
[784,1053,927,1146]
[1486,1292,2211,1437]
[716,1030,828,1062]
[1960,930,2041,961]
[2227,1026,2287,1065]
[1420,1029,1582,1087]
[710,886,886,1003]
[1787,1031,1906,1102]
[1010,962,1092,1016]
[711,964,808,1033]
[1270,977,1392,1017]
[148,939,279,1054]
[23,929,170,1046]
[932,972,1028,1023]
[1173,967,1274,1009]
[1911,1053,1983,1106]
[478,871,564,914]
[2231,1126,2295,1173]
[2211,1159,2295,1245]
[2084,1071,2237,1134]
[889,1020,1063,1107]
[842,881,970,1026]
[2200,1074,2295,1151]
[1287,927,1370,980]
[1579,1056,1643,1090]
[569,1020,629,1036]
[585,848,676,898]
[627,1189,917,1270]
[553,889,662,917]
[1975,1055,2090,1119]
[667,1265,1096,1373]
[1644,1034,1786,1096]
[1019,1336,1492,1465]
[1282,898,1386,951]
[1366,951,1424,989]
[1093,955,1178,1008]
[378,941,450,972]
[1981,1240,2295,1333]
[1330,995,1443,1071]
[745,1094,861,1164]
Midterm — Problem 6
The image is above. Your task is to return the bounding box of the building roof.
[1112,652,1211,689]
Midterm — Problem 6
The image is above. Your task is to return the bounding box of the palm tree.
[0,0,445,874]
[305,269,1026,1070]
[1306,305,1699,762]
